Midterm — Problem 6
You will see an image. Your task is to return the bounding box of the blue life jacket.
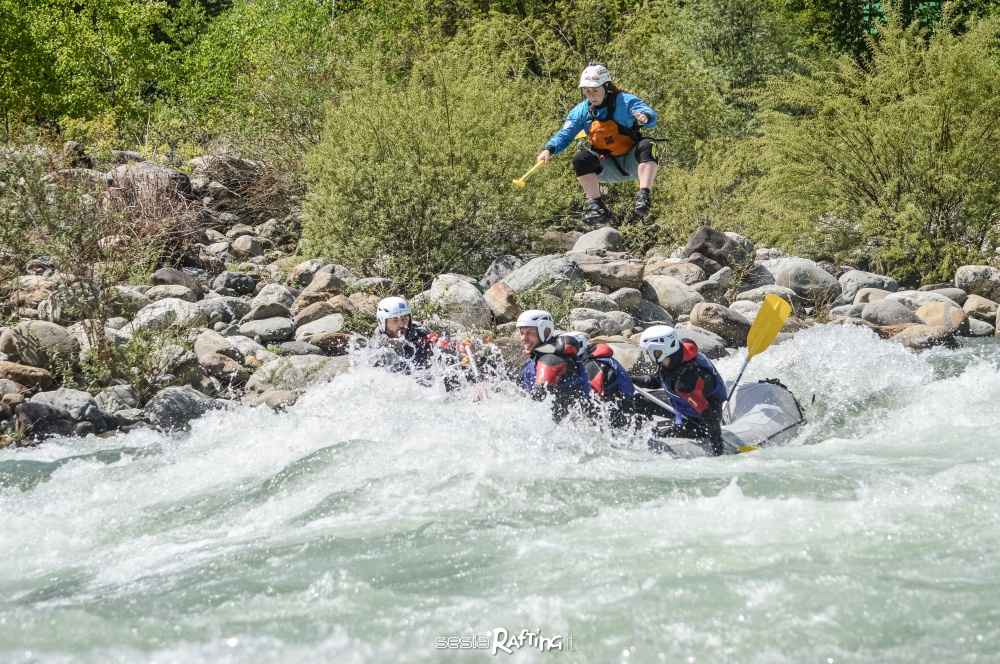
[583,343,635,399]
[658,340,727,424]
[520,353,590,395]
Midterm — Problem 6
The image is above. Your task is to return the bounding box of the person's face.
[385,315,410,338]
[518,327,541,356]
[582,86,605,105]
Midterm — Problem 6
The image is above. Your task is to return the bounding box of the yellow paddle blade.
[747,294,792,359]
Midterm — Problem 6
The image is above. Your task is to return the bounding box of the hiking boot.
[582,198,615,227]
[634,188,652,219]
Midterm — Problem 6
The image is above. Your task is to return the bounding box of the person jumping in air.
[537,64,659,226]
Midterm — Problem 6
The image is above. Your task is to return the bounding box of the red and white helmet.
[639,325,681,364]
[579,64,611,88]
[376,296,411,332]
[516,309,555,343]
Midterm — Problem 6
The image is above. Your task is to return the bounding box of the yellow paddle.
[511,160,544,189]
[727,293,792,402]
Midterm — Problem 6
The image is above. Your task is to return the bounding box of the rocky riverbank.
[2,145,999,447]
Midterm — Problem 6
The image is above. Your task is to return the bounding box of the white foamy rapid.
[2,326,999,663]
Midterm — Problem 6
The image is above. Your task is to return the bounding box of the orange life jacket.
[587,92,639,157]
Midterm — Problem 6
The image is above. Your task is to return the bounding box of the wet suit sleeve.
[544,102,589,155]
[631,373,660,389]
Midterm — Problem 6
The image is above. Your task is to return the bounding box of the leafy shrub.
[301,42,573,290]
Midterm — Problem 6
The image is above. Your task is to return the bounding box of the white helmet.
[639,325,681,364]
[579,64,611,88]
[516,309,555,343]
[376,296,411,332]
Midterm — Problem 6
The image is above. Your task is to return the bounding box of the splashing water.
[2,326,999,663]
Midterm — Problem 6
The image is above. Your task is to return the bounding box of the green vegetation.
[2,0,999,286]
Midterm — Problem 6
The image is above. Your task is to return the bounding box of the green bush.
[302,42,573,290]
[749,13,1000,283]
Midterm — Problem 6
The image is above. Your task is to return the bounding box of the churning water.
[2,325,999,663]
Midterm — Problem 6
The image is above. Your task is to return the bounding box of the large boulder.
[30,388,111,433]
[212,271,258,296]
[246,283,295,321]
[734,285,799,310]
[421,274,492,329]
[644,259,706,286]
[914,301,968,334]
[300,270,347,299]
[969,318,995,337]
[196,296,251,325]
[0,321,79,369]
[861,299,921,326]
[187,155,263,191]
[602,342,643,371]
[675,324,727,359]
[14,401,77,439]
[237,317,294,343]
[963,294,998,323]
[145,284,198,303]
[854,288,891,305]
[568,309,635,337]
[683,226,751,267]
[635,299,674,325]
[483,282,520,323]
[568,251,644,290]
[245,355,351,395]
[689,303,751,347]
[955,265,1000,301]
[295,314,346,342]
[0,361,55,390]
[892,325,958,351]
[143,386,219,432]
[573,291,618,312]
[926,287,968,307]
[734,264,775,293]
[126,298,209,336]
[763,257,841,303]
[641,275,704,318]
[572,226,623,253]
[108,161,192,205]
[609,288,642,314]
[288,259,327,287]
[501,255,585,296]
[729,300,761,320]
[480,255,524,289]
[194,329,247,381]
[838,270,898,305]
[884,290,960,311]
[151,267,202,297]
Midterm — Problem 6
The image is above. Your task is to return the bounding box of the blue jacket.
[544,91,657,155]
[658,352,727,424]
[585,355,636,399]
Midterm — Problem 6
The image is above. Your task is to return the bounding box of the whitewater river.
[2,325,999,663]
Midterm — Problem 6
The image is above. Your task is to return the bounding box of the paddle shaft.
[635,386,676,416]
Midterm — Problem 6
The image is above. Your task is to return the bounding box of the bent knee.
[572,149,602,176]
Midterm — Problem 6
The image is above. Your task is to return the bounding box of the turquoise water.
[2,325,999,663]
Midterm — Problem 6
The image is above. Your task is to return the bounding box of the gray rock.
[483,282,519,323]
[126,298,209,336]
[230,235,264,258]
[95,385,140,414]
[502,255,586,296]
[641,275,704,318]
[146,284,198,303]
[861,299,922,326]
[14,401,76,439]
[955,265,1000,301]
[892,324,958,351]
[195,296,251,325]
[729,300,761,320]
[602,342,643,371]
[568,251,644,291]
[830,303,865,319]
[734,285,800,310]
[644,259,705,286]
[687,252,724,277]
[238,317,294,343]
[30,388,110,432]
[349,277,393,295]
[763,257,841,303]
[300,270,347,299]
[926,287,968,306]
[968,318,994,337]
[108,161,192,204]
[838,270,898,305]
[151,267,202,297]
[609,288,642,314]
[690,280,727,305]
[143,386,219,432]
[708,266,734,289]
[251,283,295,310]
[635,299,674,325]
[683,226,751,267]
[420,274,491,328]
[573,291,618,312]
[109,285,152,317]
[1,321,79,370]
[225,223,255,239]
[568,308,634,337]
[212,271,258,296]
[853,287,891,305]
[244,301,291,322]
[289,259,326,287]
[689,303,750,347]
[278,341,324,355]
[480,255,524,289]
[963,294,998,322]
[572,227,623,253]
[884,290,960,311]
[245,355,351,395]
[734,263,776,293]
[675,324,727,359]
[295,314,345,342]
[228,336,278,365]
